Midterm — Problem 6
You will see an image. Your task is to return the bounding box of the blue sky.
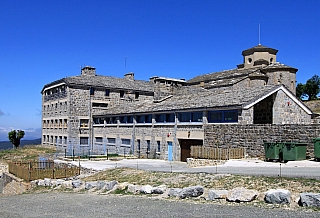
[0,0,320,141]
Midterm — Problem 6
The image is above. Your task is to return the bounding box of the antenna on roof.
[258,23,261,45]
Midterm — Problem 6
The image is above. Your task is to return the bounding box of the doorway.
[179,139,203,162]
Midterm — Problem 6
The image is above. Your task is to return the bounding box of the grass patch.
[0,145,56,162]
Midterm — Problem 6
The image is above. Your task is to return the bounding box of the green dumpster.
[312,138,320,161]
[264,142,282,161]
[282,142,307,161]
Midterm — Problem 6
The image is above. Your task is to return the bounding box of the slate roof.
[242,44,278,56]
[42,74,154,93]
[187,67,261,85]
[186,62,297,86]
[95,85,284,116]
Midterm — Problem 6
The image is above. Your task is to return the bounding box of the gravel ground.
[0,193,319,218]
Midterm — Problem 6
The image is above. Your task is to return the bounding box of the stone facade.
[41,45,315,161]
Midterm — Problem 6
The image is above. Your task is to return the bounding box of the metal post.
[107,149,109,160]
[73,149,75,161]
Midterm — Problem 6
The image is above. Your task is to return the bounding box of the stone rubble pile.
[31,177,320,208]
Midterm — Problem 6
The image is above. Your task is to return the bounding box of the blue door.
[168,142,173,161]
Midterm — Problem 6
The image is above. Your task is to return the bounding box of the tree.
[8,130,25,149]
[304,75,320,101]
[296,83,306,99]
[296,75,320,101]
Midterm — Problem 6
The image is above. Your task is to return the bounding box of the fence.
[190,146,245,160]
[8,161,80,182]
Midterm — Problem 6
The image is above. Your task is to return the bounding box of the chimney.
[124,72,134,81]
[81,66,96,76]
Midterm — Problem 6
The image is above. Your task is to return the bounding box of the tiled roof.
[96,85,282,116]
[42,74,154,92]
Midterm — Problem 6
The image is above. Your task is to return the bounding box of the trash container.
[264,142,282,161]
[312,138,320,161]
[282,142,307,161]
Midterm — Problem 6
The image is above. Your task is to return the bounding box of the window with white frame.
[121,138,131,147]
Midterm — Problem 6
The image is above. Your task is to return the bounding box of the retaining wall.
[204,124,320,158]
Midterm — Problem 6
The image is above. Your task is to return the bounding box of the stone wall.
[2,173,30,195]
[204,124,320,158]
[273,90,311,124]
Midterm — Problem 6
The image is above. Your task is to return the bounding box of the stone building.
[41,45,316,161]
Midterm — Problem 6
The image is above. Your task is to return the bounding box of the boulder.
[72,180,83,188]
[208,189,229,200]
[85,181,97,190]
[105,180,118,190]
[61,180,73,189]
[127,184,141,194]
[37,180,45,186]
[168,188,182,197]
[179,186,204,199]
[44,178,52,187]
[140,185,153,194]
[152,185,167,194]
[56,179,65,186]
[299,193,320,207]
[114,182,128,191]
[227,187,259,202]
[264,189,290,204]
[96,181,106,190]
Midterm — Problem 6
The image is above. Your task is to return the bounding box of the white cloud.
[0,127,41,141]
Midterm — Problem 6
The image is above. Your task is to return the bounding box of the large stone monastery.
[41,45,318,161]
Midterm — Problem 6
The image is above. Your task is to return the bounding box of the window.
[157,141,160,152]
[208,110,238,123]
[179,112,191,122]
[80,119,89,127]
[120,90,124,98]
[166,113,175,122]
[105,89,110,96]
[191,112,203,122]
[147,140,150,152]
[135,92,139,99]
[121,139,131,147]
[95,137,103,144]
[92,102,108,108]
[93,117,104,124]
[80,137,89,145]
[120,116,133,124]
[155,114,165,122]
[137,114,152,123]
[90,87,95,95]
[155,113,175,123]
[137,139,141,151]
[107,138,116,145]
[106,117,116,124]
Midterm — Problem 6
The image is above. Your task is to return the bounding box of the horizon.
[1,0,320,141]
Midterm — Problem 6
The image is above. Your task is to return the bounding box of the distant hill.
[0,138,41,150]
[305,100,320,114]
